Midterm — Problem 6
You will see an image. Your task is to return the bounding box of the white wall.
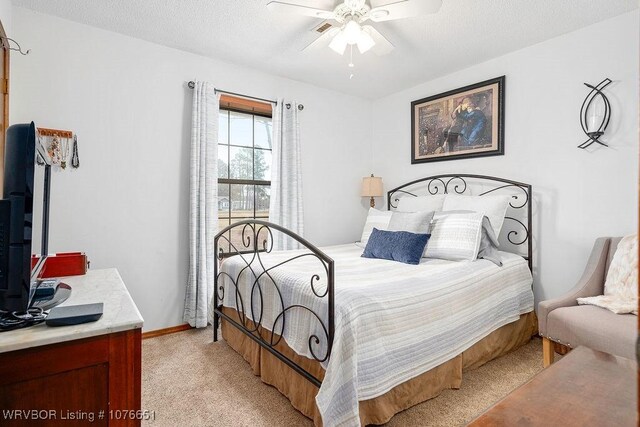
[11,7,372,331]
[371,11,639,303]
[10,6,639,330]
[0,0,11,36]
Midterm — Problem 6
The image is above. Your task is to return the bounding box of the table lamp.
[361,174,383,208]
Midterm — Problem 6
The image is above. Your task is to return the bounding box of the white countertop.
[0,268,144,353]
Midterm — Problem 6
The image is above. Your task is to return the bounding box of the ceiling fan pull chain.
[349,45,355,79]
[349,45,355,68]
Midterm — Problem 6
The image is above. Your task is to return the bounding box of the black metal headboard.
[387,174,532,271]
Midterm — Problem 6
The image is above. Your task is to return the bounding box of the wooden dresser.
[0,269,144,426]
[468,346,637,426]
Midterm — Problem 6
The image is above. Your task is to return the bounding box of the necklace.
[71,135,80,168]
[60,136,69,169]
[47,135,61,165]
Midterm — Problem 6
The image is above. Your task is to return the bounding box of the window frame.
[217,97,273,234]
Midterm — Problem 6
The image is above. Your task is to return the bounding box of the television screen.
[0,122,50,313]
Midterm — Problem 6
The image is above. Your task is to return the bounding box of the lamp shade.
[361,175,383,197]
[357,28,375,54]
[343,20,362,44]
[329,31,348,55]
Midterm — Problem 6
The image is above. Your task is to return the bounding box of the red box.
[31,252,89,278]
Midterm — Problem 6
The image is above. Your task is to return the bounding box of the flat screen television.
[0,122,51,315]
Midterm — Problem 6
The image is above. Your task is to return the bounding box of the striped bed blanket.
[216,243,534,426]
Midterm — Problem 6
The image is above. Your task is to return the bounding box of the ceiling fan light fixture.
[343,20,362,44]
[329,31,348,55]
[356,29,375,54]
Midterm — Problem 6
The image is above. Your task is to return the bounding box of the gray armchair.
[538,237,636,366]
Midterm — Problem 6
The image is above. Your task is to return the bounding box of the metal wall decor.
[578,78,612,149]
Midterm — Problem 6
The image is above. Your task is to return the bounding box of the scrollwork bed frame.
[212,174,532,388]
[387,174,532,271]
[213,220,334,387]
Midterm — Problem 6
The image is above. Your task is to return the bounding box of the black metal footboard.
[212,220,334,388]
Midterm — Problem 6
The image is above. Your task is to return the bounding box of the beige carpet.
[142,327,543,426]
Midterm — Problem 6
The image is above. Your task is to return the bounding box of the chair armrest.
[538,237,611,336]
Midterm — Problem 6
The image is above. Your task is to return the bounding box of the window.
[217,96,272,252]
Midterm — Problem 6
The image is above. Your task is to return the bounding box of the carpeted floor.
[142,327,543,426]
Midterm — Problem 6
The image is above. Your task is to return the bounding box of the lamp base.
[370,197,375,208]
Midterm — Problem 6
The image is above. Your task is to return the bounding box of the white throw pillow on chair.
[578,234,638,314]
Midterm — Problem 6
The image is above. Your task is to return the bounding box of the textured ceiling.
[11,0,639,99]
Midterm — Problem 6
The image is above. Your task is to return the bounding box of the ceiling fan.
[267,0,443,57]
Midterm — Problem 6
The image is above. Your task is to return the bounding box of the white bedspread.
[216,244,534,427]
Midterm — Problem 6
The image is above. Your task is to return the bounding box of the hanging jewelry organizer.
[37,127,80,169]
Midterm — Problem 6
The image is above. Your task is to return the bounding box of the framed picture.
[411,76,505,164]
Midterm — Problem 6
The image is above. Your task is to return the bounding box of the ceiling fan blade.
[301,27,340,52]
[362,25,394,56]
[267,1,335,19]
[368,0,443,22]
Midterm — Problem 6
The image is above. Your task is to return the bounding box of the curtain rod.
[187,81,304,111]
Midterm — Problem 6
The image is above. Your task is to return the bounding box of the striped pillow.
[359,208,393,245]
[425,212,484,261]
[442,195,511,237]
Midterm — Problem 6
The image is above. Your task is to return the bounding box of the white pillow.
[442,195,510,237]
[387,211,434,234]
[396,195,445,213]
[359,208,392,245]
[425,212,484,261]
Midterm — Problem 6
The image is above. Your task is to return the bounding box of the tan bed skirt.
[221,307,538,426]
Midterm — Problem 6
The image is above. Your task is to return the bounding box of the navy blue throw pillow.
[361,228,430,265]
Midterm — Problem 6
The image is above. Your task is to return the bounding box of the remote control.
[34,279,60,298]
[46,303,104,327]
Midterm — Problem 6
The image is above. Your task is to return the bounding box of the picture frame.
[411,76,505,164]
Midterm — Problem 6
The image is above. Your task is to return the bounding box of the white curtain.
[183,81,219,328]
[269,99,304,250]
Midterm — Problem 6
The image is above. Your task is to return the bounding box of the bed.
[212,174,536,427]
